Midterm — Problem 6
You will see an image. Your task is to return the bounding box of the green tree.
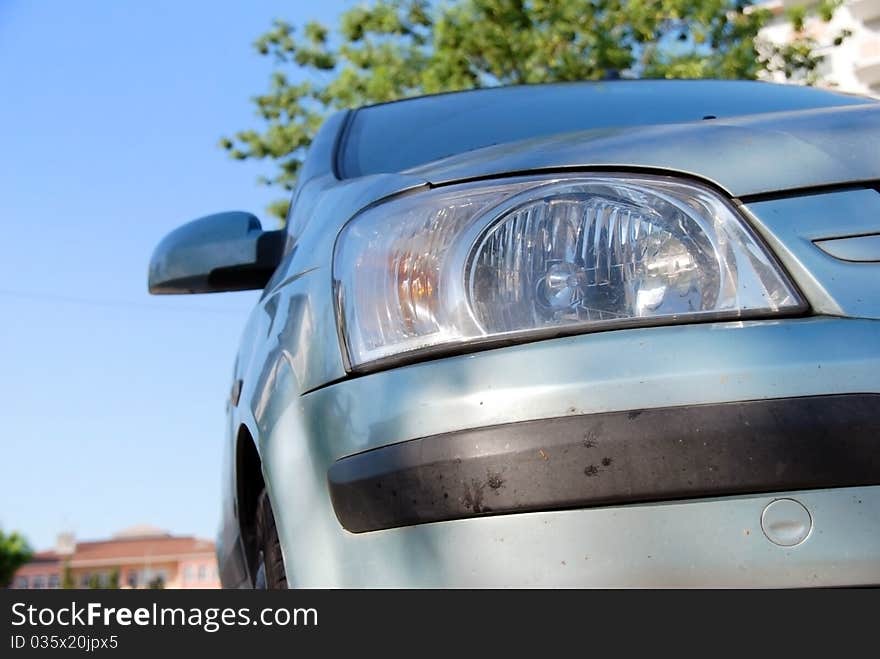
[87,569,121,589]
[0,529,32,588]
[223,0,847,221]
[61,562,75,589]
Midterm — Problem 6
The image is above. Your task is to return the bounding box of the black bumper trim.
[327,394,880,533]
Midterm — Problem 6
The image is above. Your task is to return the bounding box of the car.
[149,79,880,588]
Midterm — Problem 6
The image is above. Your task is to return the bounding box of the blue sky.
[0,0,353,550]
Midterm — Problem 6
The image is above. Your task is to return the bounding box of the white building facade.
[758,0,880,96]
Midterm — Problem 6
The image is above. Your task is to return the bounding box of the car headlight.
[334,175,804,369]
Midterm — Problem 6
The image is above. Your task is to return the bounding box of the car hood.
[402,103,880,197]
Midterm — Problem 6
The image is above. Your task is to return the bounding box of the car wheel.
[254,489,288,589]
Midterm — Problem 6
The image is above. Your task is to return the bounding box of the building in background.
[10,525,219,589]
[12,550,62,589]
[758,0,880,96]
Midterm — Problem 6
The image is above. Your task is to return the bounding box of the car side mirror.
[148,211,286,294]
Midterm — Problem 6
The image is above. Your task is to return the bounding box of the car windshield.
[340,80,873,178]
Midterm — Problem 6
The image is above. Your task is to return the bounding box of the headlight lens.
[334,175,803,368]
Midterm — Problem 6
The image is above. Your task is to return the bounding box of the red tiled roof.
[69,536,214,566]
[15,562,61,576]
[15,551,61,576]
[30,550,61,562]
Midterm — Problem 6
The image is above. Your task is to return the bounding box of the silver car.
[149,80,880,588]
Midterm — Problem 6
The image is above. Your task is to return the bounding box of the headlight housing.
[334,175,803,369]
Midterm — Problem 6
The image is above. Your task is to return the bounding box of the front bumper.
[329,395,880,534]
[263,316,880,586]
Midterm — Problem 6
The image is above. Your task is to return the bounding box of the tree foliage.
[0,529,32,588]
[223,0,846,220]
[62,562,75,589]
[87,568,121,589]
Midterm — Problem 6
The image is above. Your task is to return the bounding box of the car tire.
[254,490,288,590]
